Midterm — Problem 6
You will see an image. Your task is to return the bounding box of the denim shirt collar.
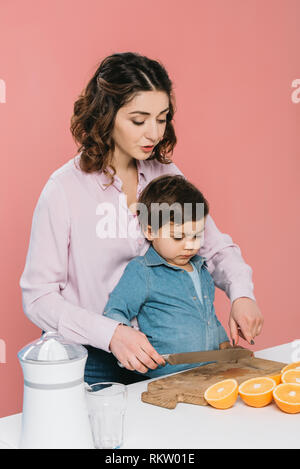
[144,245,207,271]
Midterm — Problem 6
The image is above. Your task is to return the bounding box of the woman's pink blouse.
[20,155,254,352]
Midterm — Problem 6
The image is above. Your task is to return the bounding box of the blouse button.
[193,296,197,300]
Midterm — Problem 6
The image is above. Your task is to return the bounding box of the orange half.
[281,369,300,385]
[204,379,238,409]
[239,377,276,407]
[267,374,281,385]
[273,383,300,414]
[281,361,300,374]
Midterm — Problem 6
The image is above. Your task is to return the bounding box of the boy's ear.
[143,225,155,241]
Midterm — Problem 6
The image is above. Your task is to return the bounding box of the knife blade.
[161,347,253,365]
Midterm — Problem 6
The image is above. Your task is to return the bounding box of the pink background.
[0,0,299,417]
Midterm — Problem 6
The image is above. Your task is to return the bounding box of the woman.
[20,52,263,385]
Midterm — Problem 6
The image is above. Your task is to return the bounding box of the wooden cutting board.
[141,356,287,409]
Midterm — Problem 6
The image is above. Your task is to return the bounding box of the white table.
[0,342,299,449]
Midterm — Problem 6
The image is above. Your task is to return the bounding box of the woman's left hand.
[229,297,264,345]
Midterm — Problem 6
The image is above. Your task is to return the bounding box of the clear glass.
[85,382,127,449]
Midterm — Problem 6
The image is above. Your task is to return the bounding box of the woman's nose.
[144,121,160,142]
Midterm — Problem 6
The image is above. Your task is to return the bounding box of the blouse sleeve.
[19,177,120,352]
[159,161,255,303]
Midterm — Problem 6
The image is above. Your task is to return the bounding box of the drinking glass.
[85,382,127,449]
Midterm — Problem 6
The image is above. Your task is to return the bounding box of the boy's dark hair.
[137,175,209,232]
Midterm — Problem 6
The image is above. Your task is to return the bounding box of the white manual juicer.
[18,332,94,449]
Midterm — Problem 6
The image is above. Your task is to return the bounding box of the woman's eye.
[132,119,167,126]
[132,121,145,126]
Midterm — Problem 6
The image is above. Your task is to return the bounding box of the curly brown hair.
[70,52,177,186]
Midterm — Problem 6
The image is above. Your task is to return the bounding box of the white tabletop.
[0,341,299,449]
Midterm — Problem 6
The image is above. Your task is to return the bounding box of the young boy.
[103,175,230,378]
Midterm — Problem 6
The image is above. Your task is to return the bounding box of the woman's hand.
[109,324,166,373]
[229,297,264,345]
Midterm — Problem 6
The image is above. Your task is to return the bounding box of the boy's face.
[145,218,206,267]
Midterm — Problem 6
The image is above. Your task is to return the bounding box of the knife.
[161,347,253,365]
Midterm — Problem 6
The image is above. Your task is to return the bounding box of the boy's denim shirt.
[104,245,229,378]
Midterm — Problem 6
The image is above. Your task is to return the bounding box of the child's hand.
[109,324,166,373]
[219,341,232,349]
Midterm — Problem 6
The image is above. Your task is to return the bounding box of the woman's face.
[111,90,169,164]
